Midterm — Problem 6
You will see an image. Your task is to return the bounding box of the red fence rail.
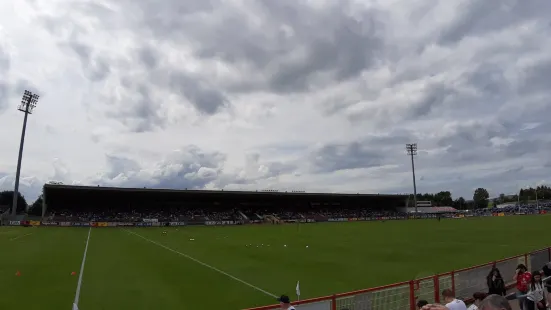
[244,247,551,310]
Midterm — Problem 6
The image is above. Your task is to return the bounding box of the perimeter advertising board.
[205,220,236,226]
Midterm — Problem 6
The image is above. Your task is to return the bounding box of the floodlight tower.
[406,143,418,215]
[11,90,40,216]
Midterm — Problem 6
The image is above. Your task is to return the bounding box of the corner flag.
[296,281,300,299]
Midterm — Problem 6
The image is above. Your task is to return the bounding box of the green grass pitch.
[1,215,549,310]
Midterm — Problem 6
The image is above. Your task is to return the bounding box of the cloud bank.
[1,0,550,202]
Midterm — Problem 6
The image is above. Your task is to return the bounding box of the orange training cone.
[15,271,21,277]
[71,272,76,276]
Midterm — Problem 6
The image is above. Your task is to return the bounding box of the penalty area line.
[123,229,278,299]
[10,233,33,241]
[73,227,92,310]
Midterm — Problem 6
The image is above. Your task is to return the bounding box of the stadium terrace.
[41,184,410,225]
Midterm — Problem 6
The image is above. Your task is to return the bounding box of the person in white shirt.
[420,294,512,310]
[467,292,488,310]
[442,289,467,310]
[525,271,545,310]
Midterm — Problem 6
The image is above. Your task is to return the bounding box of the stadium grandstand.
[42,184,409,224]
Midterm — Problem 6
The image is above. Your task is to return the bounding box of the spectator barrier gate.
[244,247,551,310]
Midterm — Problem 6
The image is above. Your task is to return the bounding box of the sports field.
[1,215,549,310]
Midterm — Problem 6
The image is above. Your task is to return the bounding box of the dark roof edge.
[43,184,407,198]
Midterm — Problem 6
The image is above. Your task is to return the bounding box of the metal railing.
[245,247,551,310]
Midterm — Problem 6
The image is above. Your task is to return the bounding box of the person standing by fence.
[487,268,506,296]
[525,271,546,310]
[514,264,532,310]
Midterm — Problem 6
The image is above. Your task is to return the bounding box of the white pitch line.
[124,229,278,298]
[10,233,33,241]
[437,240,546,248]
[73,227,92,310]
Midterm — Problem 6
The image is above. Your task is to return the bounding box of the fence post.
[434,275,440,303]
[409,280,416,310]
[451,270,456,296]
[331,295,336,310]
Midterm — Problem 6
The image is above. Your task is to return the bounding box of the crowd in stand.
[46,202,551,224]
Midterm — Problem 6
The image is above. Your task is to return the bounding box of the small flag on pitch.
[296,281,300,296]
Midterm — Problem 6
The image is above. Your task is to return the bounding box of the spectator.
[442,289,467,310]
[514,264,532,310]
[468,292,488,310]
[479,294,513,310]
[487,268,506,296]
[277,295,295,310]
[418,300,429,309]
[542,263,551,307]
[421,295,512,310]
[525,271,546,310]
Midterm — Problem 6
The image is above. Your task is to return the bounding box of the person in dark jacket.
[487,267,507,296]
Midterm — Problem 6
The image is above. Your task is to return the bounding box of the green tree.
[453,196,466,209]
[28,195,43,216]
[434,191,453,206]
[473,188,489,209]
[0,191,28,214]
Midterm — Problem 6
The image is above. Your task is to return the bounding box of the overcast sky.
[1,0,551,203]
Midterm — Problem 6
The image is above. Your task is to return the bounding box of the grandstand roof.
[43,184,406,200]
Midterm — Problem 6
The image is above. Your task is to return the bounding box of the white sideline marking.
[73,227,92,310]
[440,240,545,248]
[124,229,278,298]
[10,233,33,241]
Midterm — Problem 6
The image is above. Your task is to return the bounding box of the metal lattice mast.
[406,143,418,215]
[12,90,40,216]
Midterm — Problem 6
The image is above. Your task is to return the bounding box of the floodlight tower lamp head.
[406,143,418,156]
[18,90,40,114]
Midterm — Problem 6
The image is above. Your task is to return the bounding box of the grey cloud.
[518,59,551,95]
[65,40,111,82]
[128,0,385,93]
[310,142,384,173]
[96,145,228,190]
[308,132,419,173]
[105,155,141,179]
[438,0,551,45]
[6,0,551,201]
[464,63,511,96]
[0,82,8,112]
[106,83,165,132]
[0,46,10,112]
[0,46,9,71]
[263,162,296,177]
[166,71,229,115]
[500,140,550,158]
[137,46,159,69]
[106,53,228,131]
[409,83,457,119]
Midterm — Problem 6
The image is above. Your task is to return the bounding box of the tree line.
[0,191,42,216]
[411,185,551,210]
